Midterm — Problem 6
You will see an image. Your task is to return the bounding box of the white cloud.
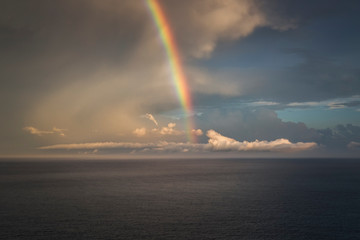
[207,130,317,152]
[287,96,360,110]
[24,126,53,136]
[250,101,279,106]
[144,113,158,126]
[328,103,346,109]
[24,126,66,137]
[133,127,146,137]
[287,102,320,107]
[52,127,66,137]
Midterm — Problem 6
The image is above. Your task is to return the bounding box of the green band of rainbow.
[145,0,196,143]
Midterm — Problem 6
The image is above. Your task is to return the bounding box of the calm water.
[0,158,359,239]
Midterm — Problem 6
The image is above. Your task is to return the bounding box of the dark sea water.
[0,158,359,240]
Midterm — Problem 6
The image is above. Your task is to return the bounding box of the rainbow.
[145,0,196,143]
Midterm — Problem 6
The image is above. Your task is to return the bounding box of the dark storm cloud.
[187,0,360,105]
[190,43,360,106]
[266,49,360,102]
[260,0,360,23]
[317,124,360,149]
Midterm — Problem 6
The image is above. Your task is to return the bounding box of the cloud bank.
[40,130,316,153]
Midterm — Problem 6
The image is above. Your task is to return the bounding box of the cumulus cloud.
[157,123,183,136]
[24,126,66,137]
[207,130,317,152]
[133,121,203,140]
[40,129,316,153]
[144,113,158,126]
[192,129,203,136]
[133,127,147,137]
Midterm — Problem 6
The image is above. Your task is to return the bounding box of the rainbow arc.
[146,0,196,143]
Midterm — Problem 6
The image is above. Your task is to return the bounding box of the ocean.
[0,158,359,239]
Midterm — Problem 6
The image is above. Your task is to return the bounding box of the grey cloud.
[285,96,360,110]
[317,124,360,149]
[281,51,358,102]
[161,0,294,59]
[329,100,360,109]
[192,49,360,104]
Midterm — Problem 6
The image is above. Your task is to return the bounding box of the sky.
[1,0,359,158]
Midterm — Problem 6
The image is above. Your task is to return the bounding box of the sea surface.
[0,158,359,240]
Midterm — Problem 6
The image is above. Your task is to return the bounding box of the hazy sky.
[1,0,359,157]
